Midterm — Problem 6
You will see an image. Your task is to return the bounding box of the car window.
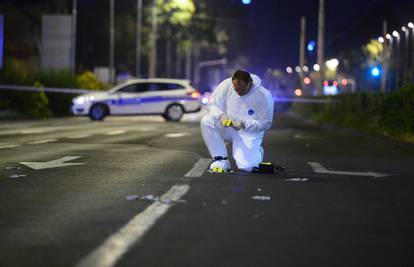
[166,83,185,90]
[117,83,150,93]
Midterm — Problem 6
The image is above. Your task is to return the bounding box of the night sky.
[205,0,414,74]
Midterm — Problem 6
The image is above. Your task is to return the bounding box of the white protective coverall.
[200,74,274,172]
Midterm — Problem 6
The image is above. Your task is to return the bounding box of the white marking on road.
[0,144,21,149]
[308,162,389,178]
[20,128,56,134]
[66,134,92,139]
[27,139,58,145]
[20,156,85,170]
[164,132,190,138]
[293,134,322,140]
[184,158,211,177]
[76,184,190,267]
[106,130,126,135]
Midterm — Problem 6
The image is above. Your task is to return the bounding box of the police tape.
[274,97,332,103]
[0,84,100,94]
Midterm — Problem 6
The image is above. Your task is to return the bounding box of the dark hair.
[232,70,252,84]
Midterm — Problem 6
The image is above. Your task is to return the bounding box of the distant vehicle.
[72,78,201,121]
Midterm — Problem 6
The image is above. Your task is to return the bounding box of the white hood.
[251,74,262,89]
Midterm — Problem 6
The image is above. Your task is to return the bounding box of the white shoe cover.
[209,159,231,173]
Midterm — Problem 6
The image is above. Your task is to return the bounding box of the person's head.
[232,70,253,96]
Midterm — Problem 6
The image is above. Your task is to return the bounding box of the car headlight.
[73,96,95,105]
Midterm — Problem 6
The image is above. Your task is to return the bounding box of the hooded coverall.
[200,74,274,172]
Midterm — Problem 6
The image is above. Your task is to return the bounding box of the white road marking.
[293,134,322,140]
[20,128,57,134]
[106,130,126,135]
[66,134,92,139]
[164,132,190,138]
[184,158,211,177]
[27,139,58,145]
[76,184,190,267]
[308,162,389,178]
[20,156,85,170]
[0,144,21,149]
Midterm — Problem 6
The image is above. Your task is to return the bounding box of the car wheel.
[164,104,184,122]
[89,104,108,121]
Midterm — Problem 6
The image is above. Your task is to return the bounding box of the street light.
[326,58,339,70]
[286,67,293,74]
[392,31,401,88]
[313,64,320,72]
[378,37,385,43]
[402,26,409,76]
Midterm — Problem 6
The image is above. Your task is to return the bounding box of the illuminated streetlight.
[295,66,302,73]
[326,58,339,70]
[386,34,392,40]
[302,66,309,73]
[408,22,414,29]
[313,64,320,71]
[392,31,400,38]
[286,66,293,74]
[378,37,385,43]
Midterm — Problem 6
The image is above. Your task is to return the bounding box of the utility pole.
[109,0,115,84]
[317,0,325,95]
[135,0,142,77]
[176,33,181,78]
[381,21,387,93]
[149,0,157,78]
[299,17,306,92]
[71,0,77,75]
[185,43,192,80]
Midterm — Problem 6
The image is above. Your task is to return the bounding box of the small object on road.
[285,177,310,182]
[9,174,26,179]
[141,194,159,202]
[251,195,271,201]
[253,162,285,174]
[126,195,140,201]
[5,166,22,170]
[221,200,228,205]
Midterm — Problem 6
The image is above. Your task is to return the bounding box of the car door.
[143,82,187,113]
[109,83,152,115]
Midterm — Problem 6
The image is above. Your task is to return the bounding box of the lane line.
[76,184,190,267]
[184,158,211,177]
[27,139,58,145]
[308,162,389,178]
[106,130,126,135]
[0,144,22,149]
[66,134,92,139]
[164,132,190,138]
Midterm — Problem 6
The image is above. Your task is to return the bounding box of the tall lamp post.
[136,0,142,77]
[402,26,409,78]
[392,31,400,88]
[386,34,393,91]
[408,22,414,79]
[109,0,115,84]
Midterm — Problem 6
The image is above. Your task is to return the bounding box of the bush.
[76,71,106,90]
[0,59,107,117]
[292,85,414,139]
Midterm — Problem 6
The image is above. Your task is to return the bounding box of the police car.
[72,78,201,121]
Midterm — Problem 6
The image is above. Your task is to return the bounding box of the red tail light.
[187,91,201,99]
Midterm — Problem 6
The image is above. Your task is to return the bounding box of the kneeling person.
[201,70,274,173]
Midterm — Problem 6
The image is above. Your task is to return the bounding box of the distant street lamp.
[409,22,414,77]
[378,37,384,43]
[402,26,409,77]
[313,64,320,72]
[286,67,293,74]
[326,58,339,71]
[392,31,401,88]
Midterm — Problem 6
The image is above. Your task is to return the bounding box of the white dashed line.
[164,132,190,138]
[27,139,58,145]
[184,158,211,177]
[308,162,389,178]
[0,144,22,149]
[66,134,92,139]
[76,184,190,267]
[106,130,126,135]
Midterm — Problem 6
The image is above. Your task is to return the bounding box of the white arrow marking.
[20,156,86,170]
[308,162,388,178]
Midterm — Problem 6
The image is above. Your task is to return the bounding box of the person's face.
[232,79,251,96]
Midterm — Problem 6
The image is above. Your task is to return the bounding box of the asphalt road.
[0,111,413,267]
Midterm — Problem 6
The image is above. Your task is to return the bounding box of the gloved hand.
[220,115,245,131]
